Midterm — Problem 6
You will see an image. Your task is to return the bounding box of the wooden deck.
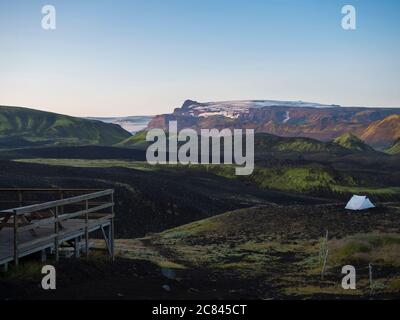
[0,189,115,268]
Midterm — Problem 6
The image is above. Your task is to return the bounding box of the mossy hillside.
[0,105,131,146]
[386,139,400,155]
[116,130,149,149]
[332,133,375,152]
[255,133,347,153]
[13,156,400,201]
[185,163,400,200]
[114,204,400,298]
[118,131,348,153]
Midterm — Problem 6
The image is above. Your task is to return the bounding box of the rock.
[162,284,171,292]
[161,268,176,280]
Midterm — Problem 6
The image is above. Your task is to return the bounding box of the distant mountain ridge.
[177,99,339,119]
[360,114,400,147]
[147,99,400,149]
[0,105,132,148]
[87,116,153,134]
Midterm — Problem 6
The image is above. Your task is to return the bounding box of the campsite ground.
[2,203,400,300]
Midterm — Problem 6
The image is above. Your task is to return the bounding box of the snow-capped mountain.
[178,100,339,119]
[147,99,400,148]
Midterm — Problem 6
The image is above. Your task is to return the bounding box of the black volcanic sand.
[0,258,268,300]
[181,203,400,241]
[0,160,330,239]
[1,258,399,300]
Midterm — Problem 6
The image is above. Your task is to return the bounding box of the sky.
[0,0,399,117]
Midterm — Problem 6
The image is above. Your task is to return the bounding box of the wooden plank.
[19,234,57,251]
[17,203,113,232]
[18,216,57,232]
[0,188,104,192]
[18,221,108,252]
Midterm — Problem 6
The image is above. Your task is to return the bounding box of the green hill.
[116,130,149,149]
[386,139,400,155]
[119,131,348,154]
[332,133,375,152]
[0,105,131,148]
[254,133,347,153]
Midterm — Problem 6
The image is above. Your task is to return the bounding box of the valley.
[0,101,399,300]
[2,0,400,304]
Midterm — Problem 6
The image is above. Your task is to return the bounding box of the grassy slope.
[12,157,400,201]
[119,131,349,153]
[332,132,375,152]
[116,130,149,149]
[386,139,400,155]
[114,204,400,299]
[0,105,131,146]
[255,133,347,153]
[189,164,400,201]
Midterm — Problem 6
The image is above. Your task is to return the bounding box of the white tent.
[345,195,375,211]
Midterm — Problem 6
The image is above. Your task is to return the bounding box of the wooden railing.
[0,189,115,266]
[0,188,106,209]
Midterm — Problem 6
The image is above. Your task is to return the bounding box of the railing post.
[13,210,19,267]
[85,200,89,258]
[54,206,59,262]
[59,191,64,215]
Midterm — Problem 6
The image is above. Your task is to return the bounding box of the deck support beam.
[108,224,113,260]
[101,225,112,258]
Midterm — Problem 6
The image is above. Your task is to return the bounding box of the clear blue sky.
[0,0,399,116]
